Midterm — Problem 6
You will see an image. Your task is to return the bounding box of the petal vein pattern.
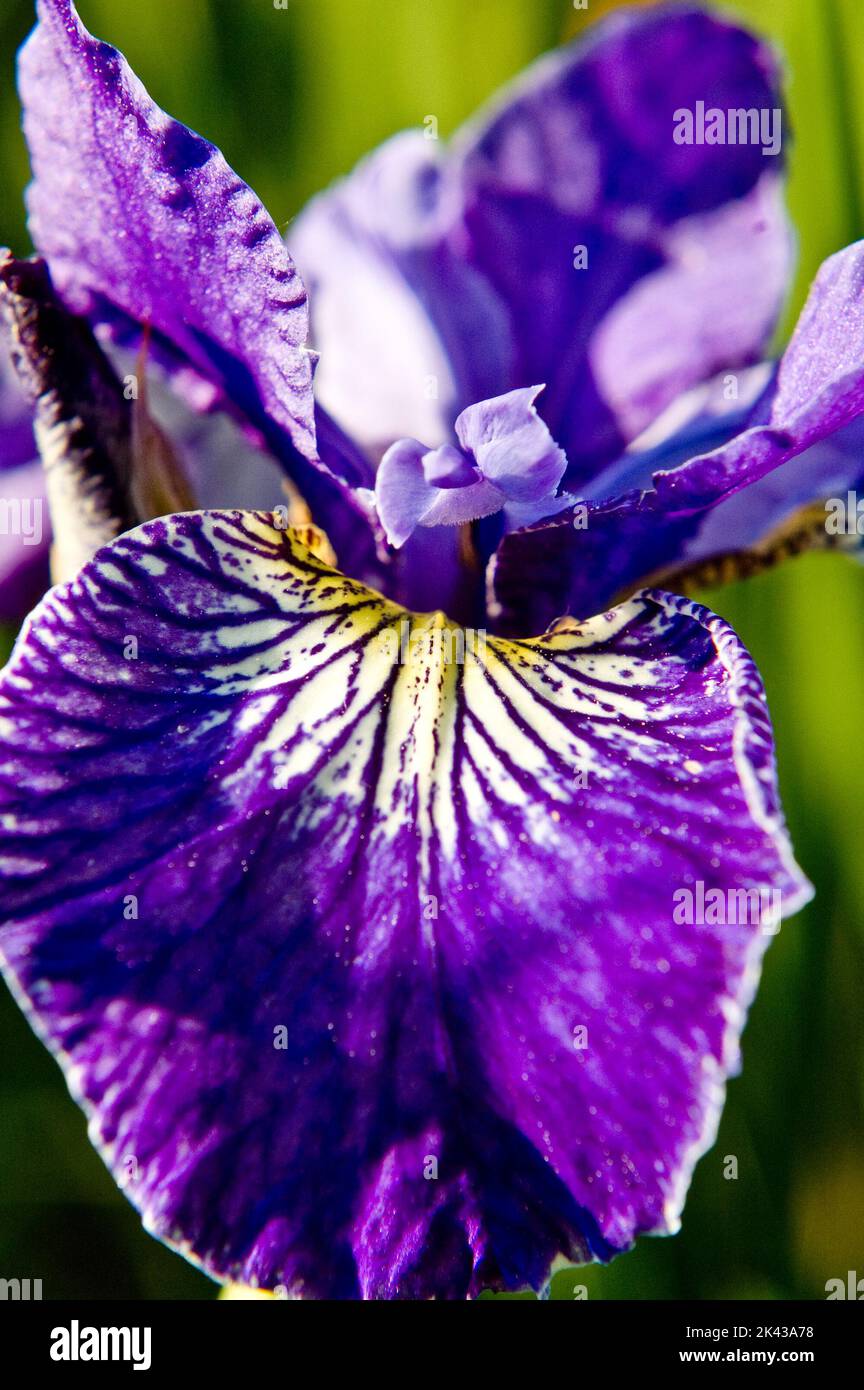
[0,513,810,1298]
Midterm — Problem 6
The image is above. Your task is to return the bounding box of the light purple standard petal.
[20,0,314,460]
[451,7,790,480]
[588,182,789,444]
[290,132,515,457]
[292,8,790,484]
[0,512,810,1297]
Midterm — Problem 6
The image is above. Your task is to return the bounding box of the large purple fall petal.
[0,512,809,1297]
[19,0,314,460]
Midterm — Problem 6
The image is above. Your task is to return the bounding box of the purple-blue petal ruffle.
[375,386,566,546]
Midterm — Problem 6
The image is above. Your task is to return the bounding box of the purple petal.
[0,512,810,1297]
[452,8,789,480]
[290,132,514,456]
[415,475,504,529]
[18,1,389,594]
[487,370,769,632]
[652,241,864,511]
[422,445,477,490]
[375,388,567,549]
[375,438,439,547]
[588,181,789,443]
[455,385,567,502]
[375,434,504,547]
[292,9,790,484]
[492,241,864,632]
[20,0,314,459]
[683,415,864,563]
[375,437,504,547]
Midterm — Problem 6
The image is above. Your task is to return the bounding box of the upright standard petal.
[19,0,314,460]
[290,132,515,458]
[292,8,790,482]
[0,513,810,1297]
[451,7,789,480]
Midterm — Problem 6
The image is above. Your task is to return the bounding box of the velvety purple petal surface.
[20,0,314,459]
[451,7,789,482]
[18,0,389,597]
[0,512,810,1297]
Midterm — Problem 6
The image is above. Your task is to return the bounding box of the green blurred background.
[0,0,861,1300]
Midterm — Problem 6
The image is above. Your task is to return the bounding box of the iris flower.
[0,0,862,1299]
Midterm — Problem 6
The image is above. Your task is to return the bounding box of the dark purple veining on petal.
[0,511,810,1297]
